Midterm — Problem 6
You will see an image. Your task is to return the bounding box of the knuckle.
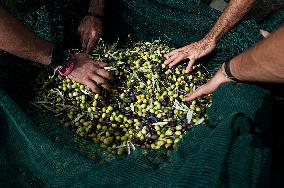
[82,78,89,84]
[89,64,96,71]
[88,71,96,80]
[90,86,96,92]
[101,79,107,84]
[91,31,97,38]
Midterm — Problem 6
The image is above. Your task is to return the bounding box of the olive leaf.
[73,114,83,123]
[173,100,189,112]
[117,61,126,65]
[88,113,94,120]
[58,74,63,80]
[54,113,63,117]
[186,110,194,124]
[32,102,57,113]
[194,118,205,125]
[54,89,64,104]
[116,144,128,149]
[130,103,135,112]
[152,122,169,126]
[98,131,105,137]
[41,104,57,113]
[128,141,136,151]
[104,66,117,71]
[152,76,160,93]
[81,89,91,95]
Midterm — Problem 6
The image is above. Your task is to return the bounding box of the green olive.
[176,125,182,131]
[165,129,173,136]
[142,129,147,135]
[35,42,211,155]
[175,131,182,136]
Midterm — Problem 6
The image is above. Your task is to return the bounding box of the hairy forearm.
[0,5,53,65]
[88,0,106,16]
[230,26,284,83]
[205,0,255,42]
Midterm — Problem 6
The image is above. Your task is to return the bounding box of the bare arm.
[231,26,284,83]
[165,0,256,72]
[205,0,256,42]
[0,5,112,93]
[185,26,284,101]
[0,5,53,65]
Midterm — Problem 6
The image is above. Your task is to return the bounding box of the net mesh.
[0,0,283,187]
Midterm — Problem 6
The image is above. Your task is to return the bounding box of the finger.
[185,58,196,73]
[86,40,96,54]
[82,32,89,51]
[79,30,87,47]
[84,79,101,93]
[165,50,178,60]
[184,85,210,101]
[78,25,83,35]
[90,73,108,85]
[86,32,98,54]
[93,60,108,68]
[167,48,183,57]
[99,82,112,92]
[95,67,113,80]
[164,52,179,65]
[90,73,112,91]
[168,55,186,68]
[79,33,83,45]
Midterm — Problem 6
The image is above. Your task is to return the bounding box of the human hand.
[78,16,102,54]
[184,65,232,101]
[164,38,216,73]
[68,53,112,93]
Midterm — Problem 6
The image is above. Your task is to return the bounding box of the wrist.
[86,11,103,20]
[49,47,75,76]
[221,61,240,82]
[58,58,75,77]
[217,67,232,84]
[88,0,105,17]
[39,45,53,65]
[204,33,218,44]
[41,54,52,66]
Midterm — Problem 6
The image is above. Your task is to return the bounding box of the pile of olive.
[34,41,211,155]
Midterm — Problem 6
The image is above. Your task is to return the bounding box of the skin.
[164,0,256,73]
[78,0,106,54]
[185,26,284,101]
[0,5,111,93]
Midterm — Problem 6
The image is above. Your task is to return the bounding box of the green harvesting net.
[0,0,283,187]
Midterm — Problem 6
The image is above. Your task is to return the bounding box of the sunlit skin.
[164,0,257,73]
[35,42,211,155]
[78,0,106,54]
[185,26,284,101]
[0,4,110,94]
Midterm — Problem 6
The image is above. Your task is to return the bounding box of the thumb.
[185,66,232,101]
[86,36,97,54]
[185,58,196,73]
[184,84,212,101]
